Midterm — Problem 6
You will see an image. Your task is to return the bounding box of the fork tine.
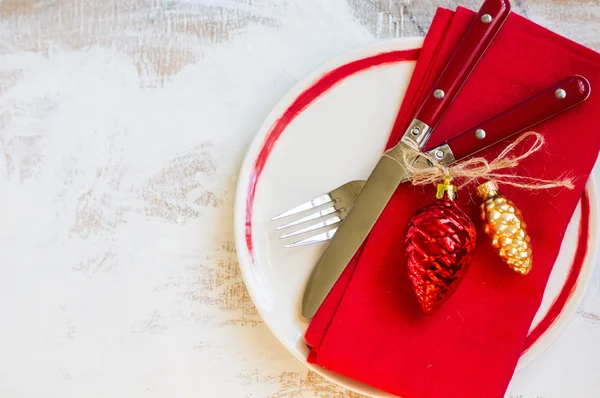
[279,215,342,239]
[271,193,333,221]
[274,206,337,231]
[285,227,339,248]
[274,180,366,248]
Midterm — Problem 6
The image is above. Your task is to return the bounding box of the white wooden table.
[1,1,599,397]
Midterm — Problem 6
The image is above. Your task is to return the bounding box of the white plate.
[233,38,599,397]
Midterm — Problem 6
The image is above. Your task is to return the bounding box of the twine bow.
[402,131,574,190]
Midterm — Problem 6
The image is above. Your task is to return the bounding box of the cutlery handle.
[414,0,511,131]
[439,75,591,161]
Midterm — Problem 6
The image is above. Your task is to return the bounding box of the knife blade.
[302,0,512,318]
[301,74,590,319]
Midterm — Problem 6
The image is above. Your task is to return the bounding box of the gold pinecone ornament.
[476,181,532,275]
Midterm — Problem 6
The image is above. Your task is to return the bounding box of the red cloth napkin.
[306,7,600,398]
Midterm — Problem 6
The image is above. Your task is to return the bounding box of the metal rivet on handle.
[481,14,492,23]
[434,149,444,160]
[475,129,486,140]
[555,89,567,99]
[433,89,445,99]
[411,126,421,136]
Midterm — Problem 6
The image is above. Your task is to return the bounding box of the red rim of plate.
[242,48,591,357]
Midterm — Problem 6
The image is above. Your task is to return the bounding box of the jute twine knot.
[402,131,574,190]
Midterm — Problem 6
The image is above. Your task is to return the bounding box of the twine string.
[402,131,574,190]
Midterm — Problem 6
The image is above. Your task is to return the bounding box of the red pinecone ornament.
[405,178,476,314]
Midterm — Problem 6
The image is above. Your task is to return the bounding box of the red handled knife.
[302,0,512,318]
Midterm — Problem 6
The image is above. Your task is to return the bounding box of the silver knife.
[301,0,512,318]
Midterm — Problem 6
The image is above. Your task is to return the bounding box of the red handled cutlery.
[301,0,512,318]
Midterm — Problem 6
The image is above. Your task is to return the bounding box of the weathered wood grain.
[0,1,598,397]
[348,0,599,50]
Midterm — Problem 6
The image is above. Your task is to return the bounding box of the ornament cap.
[436,176,457,200]
[476,180,499,199]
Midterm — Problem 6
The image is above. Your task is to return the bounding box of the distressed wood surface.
[0,1,599,397]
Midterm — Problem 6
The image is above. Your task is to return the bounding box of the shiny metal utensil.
[272,180,365,248]
[275,75,591,249]
[300,72,590,319]
[301,0,511,319]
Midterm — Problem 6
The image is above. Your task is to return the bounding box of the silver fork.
[272,74,592,248]
[271,180,364,248]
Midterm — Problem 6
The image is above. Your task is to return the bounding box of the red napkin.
[306,6,600,398]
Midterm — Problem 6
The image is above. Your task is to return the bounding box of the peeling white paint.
[0,0,599,397]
